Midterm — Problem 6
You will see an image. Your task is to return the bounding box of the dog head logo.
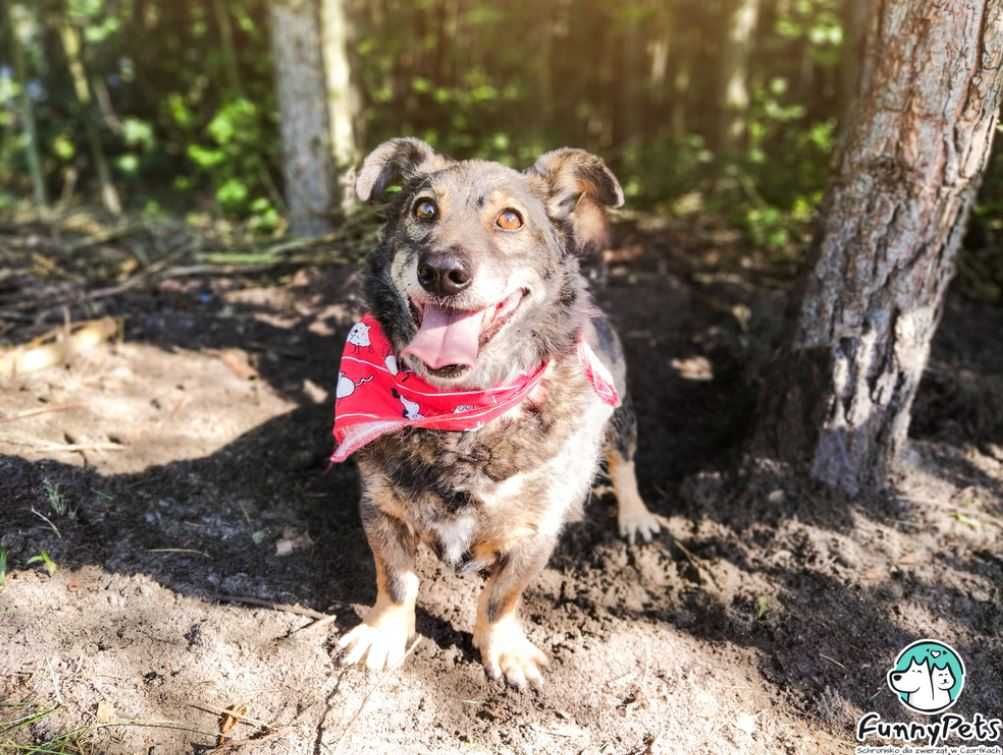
[887,639,965,715]
[347,322,372,350]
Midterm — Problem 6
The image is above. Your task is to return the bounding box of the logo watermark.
[855,639,1001,755]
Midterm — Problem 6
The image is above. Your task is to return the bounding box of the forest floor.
[1,212,1002,754]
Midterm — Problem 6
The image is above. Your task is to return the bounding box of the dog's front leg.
[473,535,555,689]
[338,496,418,671]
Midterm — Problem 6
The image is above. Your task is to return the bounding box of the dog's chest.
[362,366,612,565]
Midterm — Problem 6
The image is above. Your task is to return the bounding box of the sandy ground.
[1,227,1002,754]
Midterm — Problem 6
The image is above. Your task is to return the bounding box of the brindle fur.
[338,138,661,688]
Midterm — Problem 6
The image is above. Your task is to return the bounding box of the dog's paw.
[337,606,414,671]
[617,505,662,545]
[474,616,549,689]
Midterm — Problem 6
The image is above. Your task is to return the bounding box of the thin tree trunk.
[717,0,761,152]
[213,0,244,95]
[320,0,360,214]
[7,2,47,207]
[60,22,122,215]
[270,0,335,237]
[671,42,691,139]
[754,0,1003,496]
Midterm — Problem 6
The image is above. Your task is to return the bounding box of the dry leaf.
[95,700,116,723]
[218,703,248,743]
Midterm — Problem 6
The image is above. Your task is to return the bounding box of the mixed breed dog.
[331,138,662,688]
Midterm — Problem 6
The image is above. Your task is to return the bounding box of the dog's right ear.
[355,138,451,202]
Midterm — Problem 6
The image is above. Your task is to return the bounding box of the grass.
[0,548,6,590]
[41,480,72,520]
[25,551,57,578]
[0,705,90,754]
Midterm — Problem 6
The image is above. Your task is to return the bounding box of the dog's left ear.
[527,148,624,253]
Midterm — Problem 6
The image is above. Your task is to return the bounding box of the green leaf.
[116,153,140,175]
[122,118,155,151]
[52,134,76,161]
[216,178,249,209]
[187,144,225,169]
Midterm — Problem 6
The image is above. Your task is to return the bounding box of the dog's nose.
[417,252,474,297]
[892,674,902,682]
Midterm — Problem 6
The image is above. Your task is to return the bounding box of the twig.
[187,703,276,732]
[97,720,219,740]
[47,658,64,706]
[147,548,211,558]
[30,507,62,539]
[326,638,422,753]
[214,594,331,620]
[0,439,124,453]
[654,513,723,591]
[281,613,339,640]
[820,653,848,671]
[208,727,291,752]
[0,403,83,423]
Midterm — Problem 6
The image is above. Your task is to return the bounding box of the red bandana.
[331,314,620,463]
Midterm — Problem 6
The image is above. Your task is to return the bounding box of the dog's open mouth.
[403,289,528,375]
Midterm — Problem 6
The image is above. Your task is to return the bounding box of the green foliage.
[0,0,997,258]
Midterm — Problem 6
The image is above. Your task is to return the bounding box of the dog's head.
[357,137,623,388]
[888,660,928,694]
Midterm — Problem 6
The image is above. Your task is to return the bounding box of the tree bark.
[270,0,335,237]
[754,0,1003,496]
[320,0,360,213]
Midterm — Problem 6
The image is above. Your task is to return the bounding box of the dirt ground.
[1,218,1002,754]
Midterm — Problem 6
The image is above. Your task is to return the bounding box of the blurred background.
[1,0,1001,300]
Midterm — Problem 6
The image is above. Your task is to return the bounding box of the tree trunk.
[717,0,761,152]
[320,0,360,214]
[7,2,47,207]
[270,0,335,237]
[754,0,1003,496]
[213,0,244,95]
[60,21,121,215]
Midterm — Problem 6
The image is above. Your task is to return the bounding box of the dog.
[333,138,662,688]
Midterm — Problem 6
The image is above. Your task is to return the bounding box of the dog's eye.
[413,199,438,222]
[496,208,523,231]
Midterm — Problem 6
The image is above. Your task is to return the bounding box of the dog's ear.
[356,138,451,202]
[527,148,624,253]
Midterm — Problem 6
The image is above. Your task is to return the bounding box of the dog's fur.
[337,138,661,688]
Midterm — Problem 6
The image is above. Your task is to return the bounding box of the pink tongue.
[402,304,482,369]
